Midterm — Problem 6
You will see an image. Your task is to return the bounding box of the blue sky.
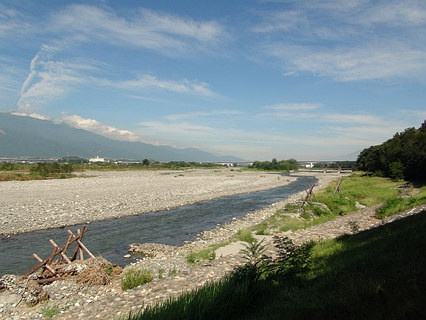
[0,0,425,160]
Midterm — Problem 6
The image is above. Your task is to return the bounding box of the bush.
[121,268,153,290]
[30,163,74,176]
[235,229,256,243]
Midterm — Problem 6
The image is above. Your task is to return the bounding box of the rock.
[128,243,177,258]
[22,280,49,306]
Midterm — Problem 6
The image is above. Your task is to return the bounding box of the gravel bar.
[0,169,296,235]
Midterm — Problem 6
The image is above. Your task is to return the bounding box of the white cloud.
[266,43,426,81]
[266,103,321,111]
[360,1,426,27]
[254,1,426,81]
[51,5,226,55]
[103,74,216,97]
[321,113,390,126]
[62,114,140,142]
[11,112,50,121]
[17,45,94,111]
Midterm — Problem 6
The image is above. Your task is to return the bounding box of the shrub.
[187,249,216,264]
[41,305,59,319]
[121,268,153,290]
[235,229,255,243]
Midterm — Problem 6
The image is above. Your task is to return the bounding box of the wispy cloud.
[265,43,426,81]
[17,45,95,111]
[266,103,321,111]
[62,114,140,142]
[51,5,226,55]
[254,0,426,81]
[101,74,217,97]
[11,112,50,121]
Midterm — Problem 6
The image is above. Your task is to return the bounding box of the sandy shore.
[0,169,297,235]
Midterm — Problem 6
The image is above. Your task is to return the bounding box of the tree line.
[356,121,426,182]
[250,159,298,171]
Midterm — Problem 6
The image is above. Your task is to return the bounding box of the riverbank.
[0,172,337,319]
[0,169,297,235]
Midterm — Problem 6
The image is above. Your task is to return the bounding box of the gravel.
[0,169,296,235]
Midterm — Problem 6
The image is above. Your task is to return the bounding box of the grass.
[41,305,60,319]
[186,241,230,264]
[376,186,426,218]
[251,174,418,235]
[121,268,153,290]
[126,210,426,320]
[234,229,256,243]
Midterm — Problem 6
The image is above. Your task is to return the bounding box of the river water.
[0,176,316,275]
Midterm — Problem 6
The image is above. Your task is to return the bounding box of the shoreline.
[0,169,298,236]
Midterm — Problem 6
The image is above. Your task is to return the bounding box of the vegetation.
[376,186,426,218]
[357,121,426,182]
[121,268,153,290]
[234,229,256,243]
[127,211,426,320]
[186,248,216,264]
[77,161,221,171]
[0,162,75,181]
[41,305,60,319]
[249,158,298,171]
[186,242,230,264]
[251,174,411,235]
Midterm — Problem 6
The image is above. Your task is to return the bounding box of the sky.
[0,0,425,160]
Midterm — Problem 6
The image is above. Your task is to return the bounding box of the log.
[32,253,56,275]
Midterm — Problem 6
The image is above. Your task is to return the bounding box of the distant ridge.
[0,113,241,162]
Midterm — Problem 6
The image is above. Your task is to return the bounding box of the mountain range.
[0,113,240,162]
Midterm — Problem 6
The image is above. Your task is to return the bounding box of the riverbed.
[0,176,316,275]
[0,169,297,235]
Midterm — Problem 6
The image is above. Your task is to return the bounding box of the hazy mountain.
[0,113,241,162]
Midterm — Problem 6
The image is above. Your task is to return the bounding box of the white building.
[89,156,106,163]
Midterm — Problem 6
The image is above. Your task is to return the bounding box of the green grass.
[41,305,60,319]
[251,175,415,235]
[127,210,426,320]
[186,242,230,264]
[376,186,426,218]
[313,175,400,215]
[121,268,153,290]
[234,229,256,243]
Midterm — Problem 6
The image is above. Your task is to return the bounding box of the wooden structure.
[25,225,95,282]
[301,184,316,208]
[334,176,343,194]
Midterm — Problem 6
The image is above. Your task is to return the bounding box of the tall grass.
[126,210,426,320]
[121,268,153,290]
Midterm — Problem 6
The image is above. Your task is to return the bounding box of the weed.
[41,305,60,319]
[121,268,153,290]
[235,229,256,243]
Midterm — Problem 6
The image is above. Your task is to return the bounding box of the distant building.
[305,162,314,169]
[89,156,106,163]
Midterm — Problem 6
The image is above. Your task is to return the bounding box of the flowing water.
[0,176,316,275]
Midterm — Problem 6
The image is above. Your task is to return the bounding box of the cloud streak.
[101,74,216,97]
[254,0,426,81]
[51,5,226,55]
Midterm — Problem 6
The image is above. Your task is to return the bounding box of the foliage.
[41,305,60,319]
[30,163,74,176]
[121,268,153,290]
[356,121,426,182]
[250,158,298,171]
[186,249,216,264]
[127,211,426,320]
[376,186,426,218]
[235,229,256,243]
[186,242,229,264]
